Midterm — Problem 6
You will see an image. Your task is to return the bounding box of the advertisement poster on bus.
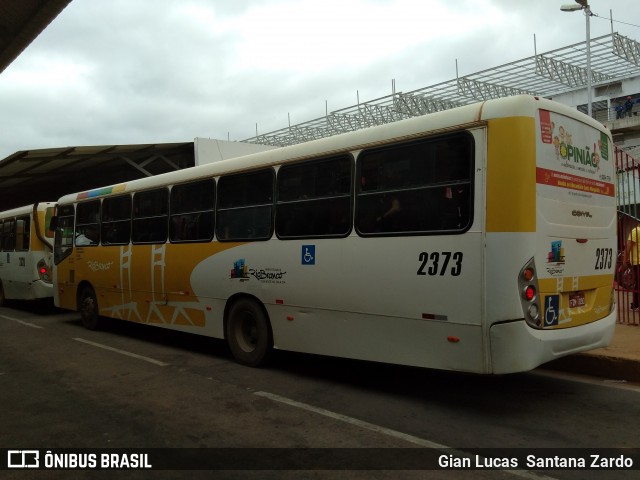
[537,109,614,207]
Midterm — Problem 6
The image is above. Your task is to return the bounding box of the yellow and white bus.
[0,202,56,305]
[52,95,616,374]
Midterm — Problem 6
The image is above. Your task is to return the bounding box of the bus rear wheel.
[78,286,101,330]
[0,282,5,307]
[226,299,272,367]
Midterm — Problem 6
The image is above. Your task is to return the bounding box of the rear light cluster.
[519,258,542,328]
[37,260,52,284]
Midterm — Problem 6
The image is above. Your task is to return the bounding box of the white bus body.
[53,96,616,374]
[0,203,56,304]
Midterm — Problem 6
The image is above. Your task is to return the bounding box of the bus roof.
[0,202,57,219]
[56,96,611,204]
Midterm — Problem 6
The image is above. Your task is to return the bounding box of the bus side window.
[15,216,30,251]
[2,219,15,251]
[170,179,215,243]
[101,195,131,245]
[356,132,473,236]
[75,201,100,246]
[132,188,169,244]
[216,169,274,241]
[276,155,352,239]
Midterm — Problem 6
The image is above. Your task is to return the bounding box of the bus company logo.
[547,241,565,264]
[229,259,287,284]
[87,260,114,272]
[230,259,249,280]
[546,241,566,276]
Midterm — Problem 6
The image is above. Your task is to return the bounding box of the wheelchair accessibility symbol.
[544,295,559,326]
[302,245,315,265]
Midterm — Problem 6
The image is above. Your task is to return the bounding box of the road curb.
[542,354,640,383]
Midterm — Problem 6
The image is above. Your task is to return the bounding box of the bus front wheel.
[78,286,101,330]
[226,299,272,367]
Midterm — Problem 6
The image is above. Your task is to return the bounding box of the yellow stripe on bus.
[538,274,614,328]
[538,274,614,293]
[486,117,536,233]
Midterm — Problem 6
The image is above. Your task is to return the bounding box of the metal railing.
[616,147,640,325]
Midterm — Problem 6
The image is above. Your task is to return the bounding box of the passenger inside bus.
[375,194,401,230]
[439,185,469,230]
[75,226,98,246]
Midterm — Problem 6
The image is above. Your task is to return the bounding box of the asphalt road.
[1,301,639,480]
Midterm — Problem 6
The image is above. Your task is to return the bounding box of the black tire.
[0,281,5,307]
[78,286,101,330]
[226,299,272,367]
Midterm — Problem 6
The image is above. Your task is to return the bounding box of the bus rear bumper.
[489,310,616,374]
[30,280,54,299]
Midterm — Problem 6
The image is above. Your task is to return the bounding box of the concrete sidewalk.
[543,322,640,382]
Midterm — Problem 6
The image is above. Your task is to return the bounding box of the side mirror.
[49,216,59,230]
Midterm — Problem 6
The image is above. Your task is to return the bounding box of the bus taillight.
[524,285,536,301]
[37,260,52,284]
[519,258,541,328]
[522,267,535,282]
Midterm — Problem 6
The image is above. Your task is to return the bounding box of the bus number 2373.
[594,248,613,270]
[417,252,463,276]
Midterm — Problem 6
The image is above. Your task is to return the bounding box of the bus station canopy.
[0,143,195,210]
[0,0,72,74]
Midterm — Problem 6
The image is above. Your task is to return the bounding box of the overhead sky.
[1,0,638,160]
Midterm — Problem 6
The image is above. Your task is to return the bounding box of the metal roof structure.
[0,143,195,209]
[244,33,640,147]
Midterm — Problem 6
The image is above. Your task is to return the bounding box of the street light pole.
[584,2,592,118]
[561,0,592,117]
